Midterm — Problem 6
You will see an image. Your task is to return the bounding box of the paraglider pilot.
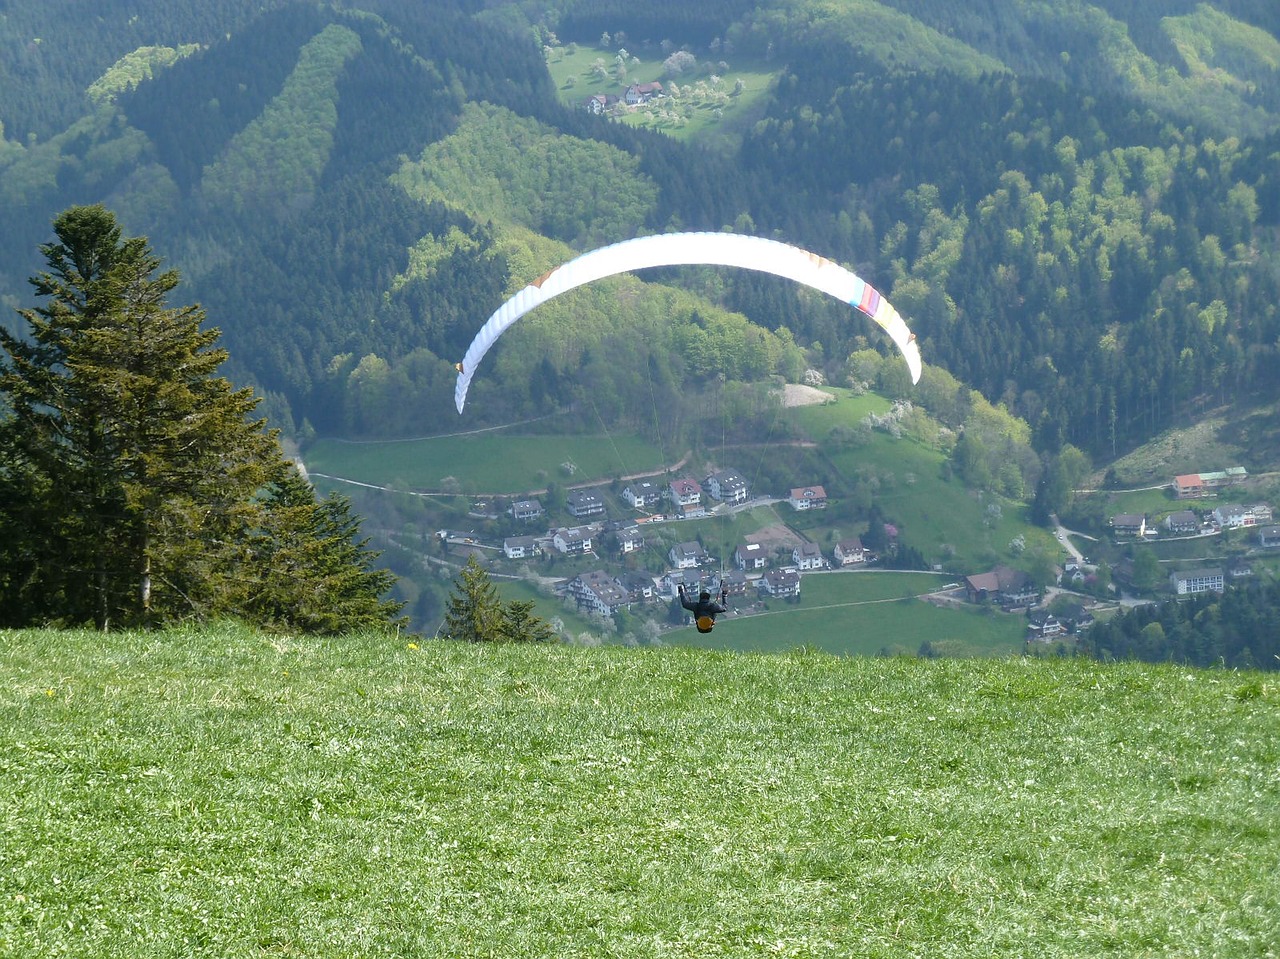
[678,583,729,633]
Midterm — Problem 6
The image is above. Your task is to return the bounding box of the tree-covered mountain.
[1,0,1278,471]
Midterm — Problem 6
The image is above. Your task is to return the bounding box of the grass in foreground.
[3,625,1278,957]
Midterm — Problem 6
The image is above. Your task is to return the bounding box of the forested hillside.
[2,0,1278,468]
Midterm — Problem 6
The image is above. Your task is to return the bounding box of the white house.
[834,537,868,566]
[669,478,702,509]
[566,488,605,518]
[570,570,629,616]
[734,540,767,571]
[1212,504,1250,528]
[582,93,619,114]
[622,480,661,509]
[503,536,539,560]
[792,541,826,571]
[623,81,664,105]
[614,525,644,554]
[758,568,801,598]
[707,469,749,504]
[510,499,543,522]
[669,541,707,570]
[1027,610,1065,640]
[789,485,827,510]
[552,527,593,554]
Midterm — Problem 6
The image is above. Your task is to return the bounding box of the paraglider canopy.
[454,231,923,413]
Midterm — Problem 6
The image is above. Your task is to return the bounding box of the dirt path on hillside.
[562,451,693,493]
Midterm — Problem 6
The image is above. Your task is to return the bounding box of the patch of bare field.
[781,383,834,407]
[744,522,806,552]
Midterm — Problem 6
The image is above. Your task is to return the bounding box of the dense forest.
[1083,580,1280,669]
[2,0,1278,464]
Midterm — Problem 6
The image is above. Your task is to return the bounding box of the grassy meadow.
[679,571,1025,657]
[3,625,1278,957]
[786,391,1061,570]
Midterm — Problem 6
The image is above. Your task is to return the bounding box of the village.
[435,461,1278,643]
[438,467,855,623]
[439,460,1066,642]
[1104,467,1278,597]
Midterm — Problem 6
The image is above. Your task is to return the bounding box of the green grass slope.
[304,431,668,493]
[4,624,1278,957]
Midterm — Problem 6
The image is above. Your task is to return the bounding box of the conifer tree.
[227,466,406,633]
[501,599,556,643]
[440,556,506,642]
[0,205,403,632]
[440,557,557,642]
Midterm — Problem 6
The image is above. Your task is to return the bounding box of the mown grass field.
[782,388,892,430]
[3,625,1278,957]
[304,433,668,494]
[1084,486,1184,521]
[673,570,1025,657]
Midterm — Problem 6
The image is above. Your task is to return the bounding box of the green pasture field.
[827,431,1057,568]
[5,625,1278,957]
[673,570,1025,657]
[690,597,1025,657]
[1145,536,1225,562]
[1085,486,1182,519]
[303,433,668,494]
[785,388,1059,568]
[544,44,776,144]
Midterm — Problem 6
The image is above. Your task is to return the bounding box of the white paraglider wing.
[454,232,922,412]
